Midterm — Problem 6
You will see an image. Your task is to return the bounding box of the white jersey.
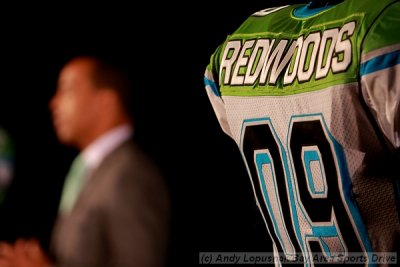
[204,0,400,265]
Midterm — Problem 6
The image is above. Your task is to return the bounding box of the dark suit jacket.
[51,139,170,267]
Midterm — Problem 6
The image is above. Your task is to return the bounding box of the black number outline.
[239,114,374,266]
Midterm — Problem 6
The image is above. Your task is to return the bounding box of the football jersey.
[0,127,14,205]
[204,0,400,265]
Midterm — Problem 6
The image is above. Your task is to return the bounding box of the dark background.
[0,1,305,265]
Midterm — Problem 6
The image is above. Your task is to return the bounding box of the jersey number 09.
[239,114,371,265]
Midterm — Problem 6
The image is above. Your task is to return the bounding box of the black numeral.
[240,115,371,265]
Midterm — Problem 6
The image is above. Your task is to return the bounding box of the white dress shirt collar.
[81,124,133,173]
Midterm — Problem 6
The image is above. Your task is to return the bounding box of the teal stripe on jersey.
[360,50,400,76]
[204,77,220,97]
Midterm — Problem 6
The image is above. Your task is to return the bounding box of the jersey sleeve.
[360,1,400,149]
[204,43,233,138]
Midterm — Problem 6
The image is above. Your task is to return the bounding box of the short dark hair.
[91,57,133,116]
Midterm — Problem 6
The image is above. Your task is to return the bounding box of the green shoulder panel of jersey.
[362,1,400,54]
[206,43,224,85]
[212,0,399,97]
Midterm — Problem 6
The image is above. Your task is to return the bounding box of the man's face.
[49,59,101,147]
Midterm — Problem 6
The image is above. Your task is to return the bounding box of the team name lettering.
[220,21,355,86]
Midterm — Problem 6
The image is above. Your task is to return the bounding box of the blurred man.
[0,56,170,267]
[204,0,399,265]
